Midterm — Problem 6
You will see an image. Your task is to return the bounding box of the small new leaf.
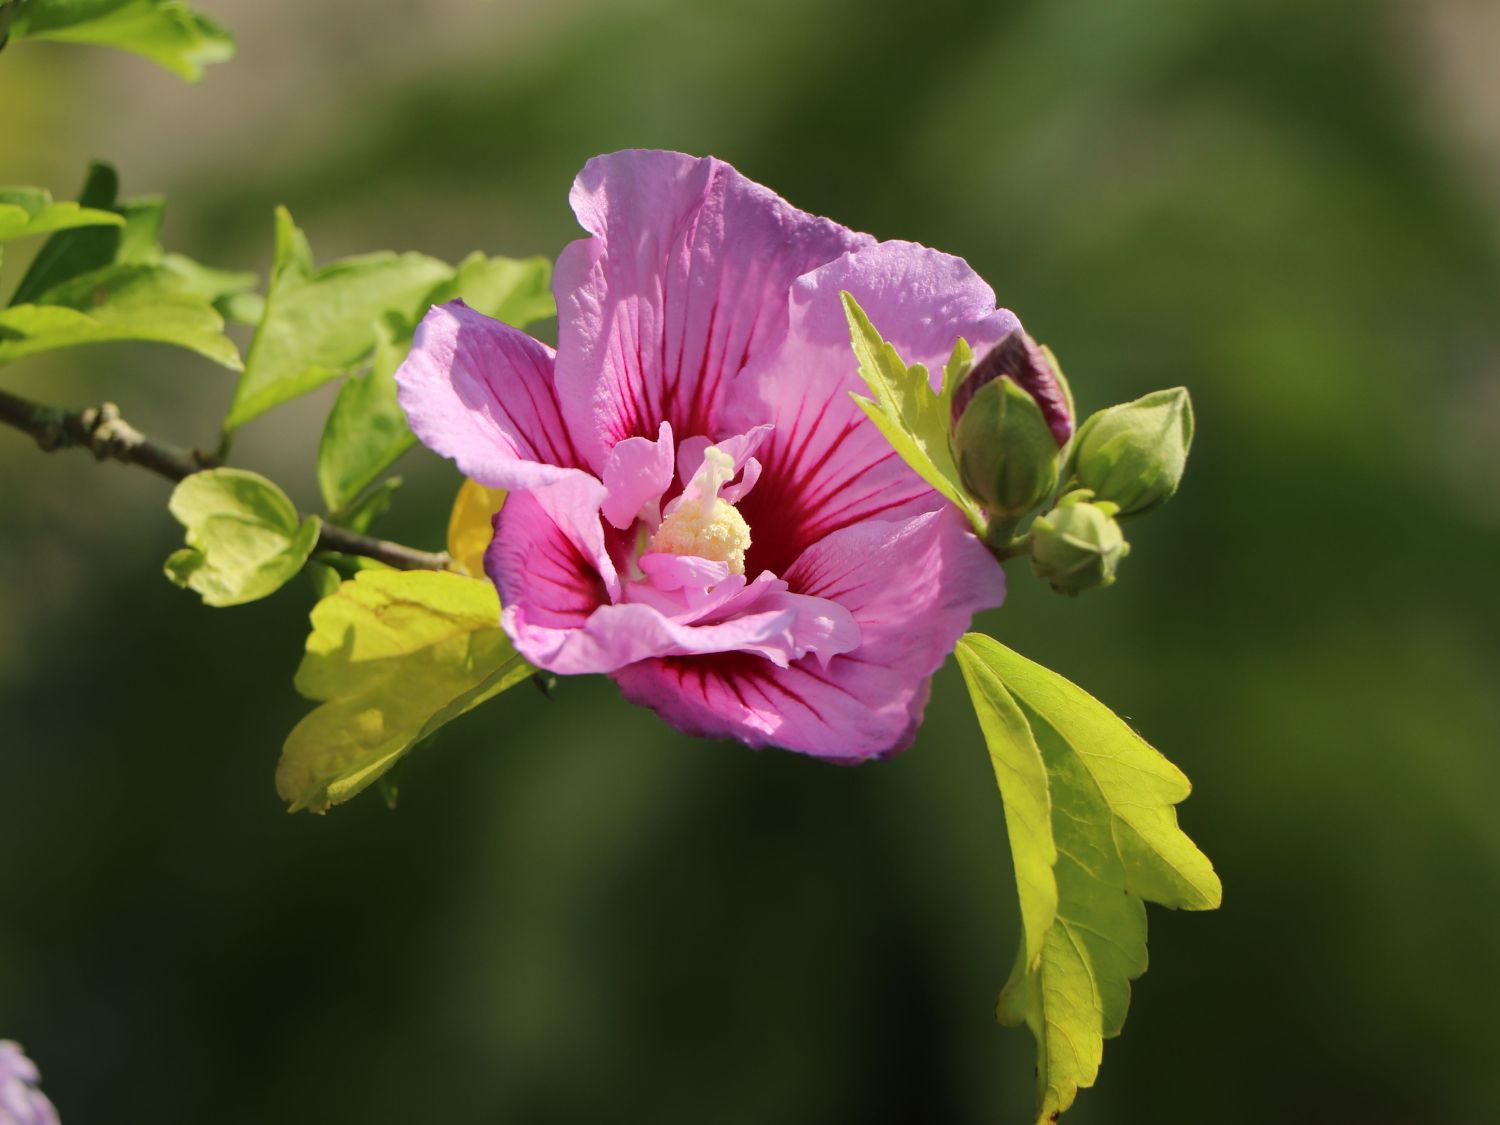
[9,0,235,82]
[276,570,532,814]
[224,208,452,431]
[841,292,985,533]
[957,634,1220,1124]
[165,469,320,606]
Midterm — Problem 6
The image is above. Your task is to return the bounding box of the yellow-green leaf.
[10,0,235,82]
[165,468,320,606]
[958,634,1219,1124]
[955,636,1058,969]
[446,480,507,578]
[224,208,451,431]
[0,187,123,245]
[277,570,532,814]
[841,291,985,533]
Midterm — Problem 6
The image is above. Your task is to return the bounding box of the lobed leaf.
[841,291,986,533]
[223,207,451,432]
[955,636,1058,969]
[10,0,235,82]
[276,570,532,814]
[958,633,1220,1124]
[165,468,320,606]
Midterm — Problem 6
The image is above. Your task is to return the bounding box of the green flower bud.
[1030,491,1130,595]
[1071,387,1194,517]
[953,375,1061,519]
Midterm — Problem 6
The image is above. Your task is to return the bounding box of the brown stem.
[0,386,452,572]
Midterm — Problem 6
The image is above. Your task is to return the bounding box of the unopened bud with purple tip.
[0,1041,60,1125]
[950,329,1074,523]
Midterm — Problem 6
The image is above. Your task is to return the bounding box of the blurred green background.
[3,0,1500,1121]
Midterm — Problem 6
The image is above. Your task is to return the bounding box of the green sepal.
[1070,387,1194,517]
[1029,490,1129,595]
[952,375,1061,519]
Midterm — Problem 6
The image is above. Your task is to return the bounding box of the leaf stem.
[0,386,452,572]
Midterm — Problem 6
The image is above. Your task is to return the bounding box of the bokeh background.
[3,1,1500,1121]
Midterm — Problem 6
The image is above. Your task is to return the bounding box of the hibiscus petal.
[552,150,872,471]
[601,420,675,530]
[396,301,586,491]
[726,241,1021,577]
[487,474,618,640]
[614,509,1003,761]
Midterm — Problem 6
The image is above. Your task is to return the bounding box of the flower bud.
[1030,491,1130,595]
[950,330,1073,519]
[950,330,1073,445]
[1071,387,1193,517]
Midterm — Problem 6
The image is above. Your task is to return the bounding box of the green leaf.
[425,251,554,327]
[0,262,241,368]
[9,163,123,306]
[276,569,533,814]
[0,187,123,245]
[315,317,416,514]
[341,476,402,534]
[165,468,321,606]
[954,636,1058,969]
[841,291,986,533]
[957,633,1219,1124]
[224,207,451,432]
[314,254,553,514]
[10,0,235,82]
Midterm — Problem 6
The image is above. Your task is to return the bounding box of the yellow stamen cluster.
[650,498,751,575]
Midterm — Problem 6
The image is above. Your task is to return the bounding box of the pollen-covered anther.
[648,445,752,574]
[650,497,751,574]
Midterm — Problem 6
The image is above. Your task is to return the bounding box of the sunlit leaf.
[425,252,554,327]
[958,634,1219,1124]
[276,570,531,814]
[10,0,235,82]
[315,317,414,514]
[841,291,985,533]
[954,636,1058,969]
[164,468,320,606]
[314,253,552,514]
[0,187,123,245]
[447,479,506,578]
[224,207,451,432]
[0,263,241,368]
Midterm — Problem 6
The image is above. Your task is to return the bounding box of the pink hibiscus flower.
[397,150,1019,760]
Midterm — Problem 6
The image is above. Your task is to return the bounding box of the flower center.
[646,446,752,575]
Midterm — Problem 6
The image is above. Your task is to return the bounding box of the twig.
[0,386,452,572]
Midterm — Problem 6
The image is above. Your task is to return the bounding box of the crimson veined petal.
[552,150,873,472]
[616,509,1004,760]
[396,300,587,490]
